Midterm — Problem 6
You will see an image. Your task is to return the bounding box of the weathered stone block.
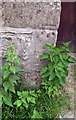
[2,1,61,29]
[0,27,57,87]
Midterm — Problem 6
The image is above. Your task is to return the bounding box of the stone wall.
[0,0,61,88]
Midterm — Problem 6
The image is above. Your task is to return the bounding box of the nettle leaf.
[63,41,71,47]
[6,56,12,62]
[59,79,65,86]
[66,48,72,52]
[52,47,60,53]
[55,69,62,80]
[60,53,69,60]
[3,70,10,79]
[68,57,76,63]
[2,63,9,70]
[22,100,28,109]
[9,75,20,84]
[48,87,53,92]
[22,91,28,97]
[6,49,12,56]
[44,44,52,51]
[53,55,60,62]
[15,67,25,72]
[9,83,15,93]
[0,98,3,107]
[3,95,13,107]
[50,53,53,61]
[3,82,9,92]
[40,53,49,59]
[31,109,42,119]
[58,62,65,68]
[27,97,35,104]
[10,66,16,74]
[49,71,56,81]
[40,66,48,75]
[48,63,54,71]
[14,100,22,107]
[10,46,16,50]
[42,72,50,78]
[17,91,22,96]
[14,58,21,65]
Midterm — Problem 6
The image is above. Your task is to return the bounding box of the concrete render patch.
[2,2,61,29]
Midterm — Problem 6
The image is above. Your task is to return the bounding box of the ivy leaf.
[40,53,49,59]
[3,95,13,107]
[3,71,9,79]
[40,66,48,75]
[14,100,22,107]
[49,71,56,81]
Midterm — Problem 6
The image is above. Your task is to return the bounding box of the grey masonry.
[0,0,61,88]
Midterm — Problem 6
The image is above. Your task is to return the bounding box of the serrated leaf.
[40,53,49,59]
[44,44,52,51]
[63,41,71,47]
[0,98,3,107]
[9,75,19,84]
[55,69,62,79]
[49,71,56,80]
[14,58,21,65]
[3,82,9,92]
[3,71,9,79]
[66,48,72,52]
[50,53,53,61]
[40,66,48,75]
[42,72,50,78]
[10,66,16,74]
[48,87,53,92]
[15,67,25,72]
[9,83,15,93]
[10,46,16,50]
[23,100,28,109]
[6,49,12,56]
[68,57,75,63]
[31,109,42,119]
[2,63,9,70]
[27,97,35,104]
[3,95,13,107]
[14,100,22,107]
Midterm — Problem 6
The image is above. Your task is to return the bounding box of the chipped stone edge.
[0,27,58,34]
[2,0,61,3]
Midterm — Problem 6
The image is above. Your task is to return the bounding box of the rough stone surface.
[1,1,61,29]
[0,27,57,87]
[0,0,61,87]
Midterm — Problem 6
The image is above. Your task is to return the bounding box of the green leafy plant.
[2,41,75,119]
[40,41,75,88]
[1,41,27,107]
